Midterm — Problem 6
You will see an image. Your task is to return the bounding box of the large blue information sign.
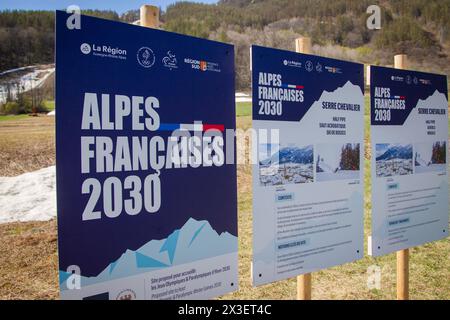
[56,11,237,300]
[370,66,448,256]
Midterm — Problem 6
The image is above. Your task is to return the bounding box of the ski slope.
[318,160,337,173]
[0,65,55,104]
[415,155,429,167]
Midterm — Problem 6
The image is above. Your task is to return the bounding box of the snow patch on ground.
[235,92,252,103]
[0,166,56,224]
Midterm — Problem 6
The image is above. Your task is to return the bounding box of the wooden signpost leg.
[295,37,312,55]
[295,36,312,300]
[397,249,409,300]
[140,5,160,28]
[394,54,410,300]
[297,273,312,300]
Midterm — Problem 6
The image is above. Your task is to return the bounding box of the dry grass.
[0,220,58,299]
[0,115,55,177]
[0,113,448,300]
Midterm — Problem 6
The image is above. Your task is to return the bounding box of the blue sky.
[0,0,218,13]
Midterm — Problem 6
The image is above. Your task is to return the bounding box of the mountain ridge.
[376,144,412,161]
[261,145,313,166]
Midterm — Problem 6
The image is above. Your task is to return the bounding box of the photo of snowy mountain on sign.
[414,141,447,174]
[376,143,413,177]
[259,143,314,186]
[316,143,360,182]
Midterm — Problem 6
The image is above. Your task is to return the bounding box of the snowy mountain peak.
[261,145,313,166]
[376,144,412,161]
[159,229,180,264]
[417,90,448,109]
[315,80,363,105]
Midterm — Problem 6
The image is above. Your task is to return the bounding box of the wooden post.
[295,37,312,55]
[394,53,409,300]
[397,249,409,300]
[295,36,312,300]
[394,54,407,71]
[140,5,160,28]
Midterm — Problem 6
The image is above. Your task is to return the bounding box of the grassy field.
[0,100,55,122]
[42,100,55,111]
[236,101,251,117]
[0,100,449,300]
[0,114,30,122]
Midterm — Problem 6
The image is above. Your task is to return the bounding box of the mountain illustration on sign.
[59,218,237,287]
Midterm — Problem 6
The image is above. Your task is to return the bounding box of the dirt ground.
[0,115,449,300]
[0,219,58,299]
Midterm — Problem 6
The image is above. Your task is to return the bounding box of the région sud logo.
[184,58,220,72]
[200,60,207,71]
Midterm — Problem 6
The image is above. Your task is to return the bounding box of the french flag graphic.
[158,122,224,132]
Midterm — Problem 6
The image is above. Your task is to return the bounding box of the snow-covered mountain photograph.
[259,143,313,186]
[375,143,413,177]
[414,141,447,174]
[316,143,360,182]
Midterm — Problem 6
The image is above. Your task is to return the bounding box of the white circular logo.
[137,47,155,68]
[80,43,91,55]
[305,60,313,72]
[283,60,288,66]
[406,75,412,84]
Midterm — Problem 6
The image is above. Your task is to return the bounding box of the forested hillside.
[163,0,450,88]
[0,10,119,71]
[1,0,449,89]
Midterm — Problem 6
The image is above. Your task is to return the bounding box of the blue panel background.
[370,65,448,125]
[56,11,237,277]
[251,45,364,122]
